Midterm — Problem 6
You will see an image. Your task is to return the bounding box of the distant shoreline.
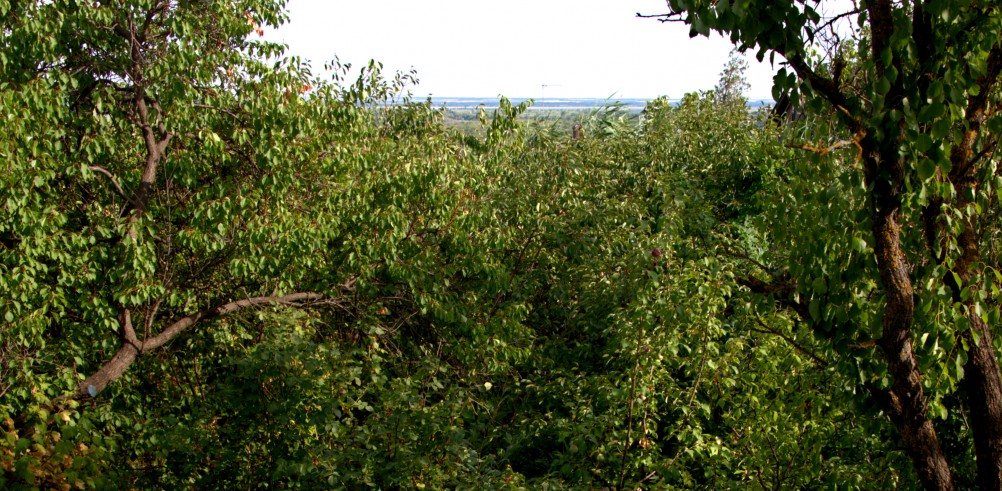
[419,97,773,110]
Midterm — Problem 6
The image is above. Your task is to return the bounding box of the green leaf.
[852,237,868,252]
[809,298,821,321]
[931,119,952,140]
[917,159,937,179]
[875,77,891,95]
[987,116,1002,134]
[918,103,944,123]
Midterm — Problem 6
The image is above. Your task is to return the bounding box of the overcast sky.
[265,0,783,100]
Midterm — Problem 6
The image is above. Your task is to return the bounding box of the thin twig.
[636,12,685,22]
[618,324,647,490]
[786,138,859,156]
[715,237,774,277]
[87,165,140,208]
[750,315,828,367]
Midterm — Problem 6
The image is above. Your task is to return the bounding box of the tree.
[0,1,414,485]
[714,49,750,105]
[646,1,1002,489]
[0,0,321,398]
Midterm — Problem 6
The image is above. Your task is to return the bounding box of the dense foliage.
[0,1,998,490]
[651,1,1002,489]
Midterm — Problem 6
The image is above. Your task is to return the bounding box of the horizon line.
[415,95,777,100]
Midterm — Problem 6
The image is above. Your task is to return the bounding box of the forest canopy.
[1,1,1001,489]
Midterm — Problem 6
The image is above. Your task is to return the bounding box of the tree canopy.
[1,0,999,489]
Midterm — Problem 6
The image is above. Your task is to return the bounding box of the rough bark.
[870,199,955,491]
[860,3,957,479]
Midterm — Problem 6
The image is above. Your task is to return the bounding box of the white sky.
[265,0,783,100]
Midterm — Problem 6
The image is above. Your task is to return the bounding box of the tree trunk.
[935,44,1002,486]
[964,315,1002,490]
[871,205,956,491]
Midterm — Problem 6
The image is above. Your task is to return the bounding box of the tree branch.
[736,274,812,322]
[814,8,862,37]
[750,315,827,367]
[786,138,861,157]
[131,85,172,215]
[71,292,324,400]
[120,17,172,219]
[143,292,323,351]
[949,44,1002,182]
[87,164,141,209]
[635,12,685,22]
[786,54,861,132]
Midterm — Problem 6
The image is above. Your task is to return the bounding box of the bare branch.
[814,8,862,36]
[636,12,686,22]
